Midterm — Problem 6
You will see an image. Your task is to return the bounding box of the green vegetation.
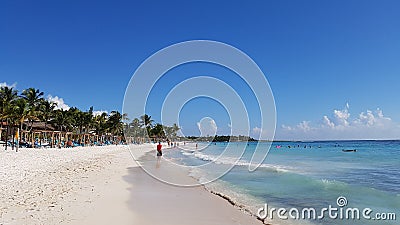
[0,86,180,148]
[125,114,180,141]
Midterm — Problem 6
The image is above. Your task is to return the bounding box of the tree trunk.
[20,123,23,143]
[0,121,3,142]
[43,122,47,143]
[11,127,15,151]
[4,125,8,150]
[28,120,34,132]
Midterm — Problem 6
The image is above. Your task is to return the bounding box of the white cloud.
[0,82,17,88]
[93,110,108,116]
[322,116,335,128]
[353,108,391,128]
[280,121,313,133]
[251,126,275,140]
[252,127,262,135]
[297,121,312,132]
[47,95,70,110]
[278,103,400,140]
[197,117,217,137]
[332,103,350,127]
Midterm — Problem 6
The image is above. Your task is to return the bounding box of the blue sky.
[1,0,400,140]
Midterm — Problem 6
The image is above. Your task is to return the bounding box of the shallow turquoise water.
[166,141,400,225]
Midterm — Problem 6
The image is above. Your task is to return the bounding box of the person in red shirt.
[157,142,162,156]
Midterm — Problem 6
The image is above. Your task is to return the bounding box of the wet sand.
[124,152,262,225]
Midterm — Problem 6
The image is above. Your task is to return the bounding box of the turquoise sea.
[165,140,399,225]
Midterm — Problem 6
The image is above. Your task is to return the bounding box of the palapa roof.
[23,121,56,131]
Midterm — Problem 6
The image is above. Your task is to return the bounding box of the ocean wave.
[182,151,293,173]
[181,151,193,156]
[317,178,349,191]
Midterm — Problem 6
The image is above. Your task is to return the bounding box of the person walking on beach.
[156,142,162,156]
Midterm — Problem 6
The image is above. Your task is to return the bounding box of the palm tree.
[21,88,44,131]
[78,107,95,145]
[38,99,56,131]
[107,111,128,136]
[80,107,94,134]
[94,112,108,136]
[51,109,73,132]
[0,86,18,107]
[151,123,165,139]
[69,107,85,134]
[163,123,180,141]
[171,123,180,137]
[128,118,141,137]
[13,98,37,143]
[140,114,154,136]
[21,88,44,109]
[140,114,154,127]
[0,86,18,121]
[0,86,18,150]
[163,123,180,140]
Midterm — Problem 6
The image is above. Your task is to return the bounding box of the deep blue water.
[165,140,400,225]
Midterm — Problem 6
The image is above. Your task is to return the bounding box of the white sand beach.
[0,144,262,225]
[0,144,149,225]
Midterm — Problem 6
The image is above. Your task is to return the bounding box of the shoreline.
[208,190,266,223]
[125,150,263,225]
